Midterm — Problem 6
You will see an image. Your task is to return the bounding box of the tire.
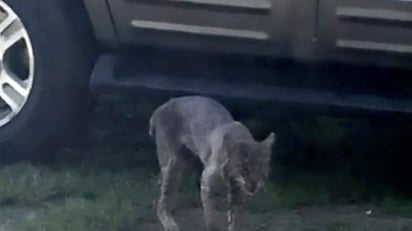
[0,0,97,162]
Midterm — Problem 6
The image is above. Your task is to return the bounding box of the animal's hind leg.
[156,149,184,231]
[154,128,175,188]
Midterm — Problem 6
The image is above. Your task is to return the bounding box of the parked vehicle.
[0,0,411,160]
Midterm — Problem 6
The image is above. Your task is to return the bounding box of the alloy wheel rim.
[0,1,35,127]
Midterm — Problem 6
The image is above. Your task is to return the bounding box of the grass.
[244,164,369,213]
[0,162,409,231]
[327,222,352,231]
[0,164,158,231]
[379,195,412,218]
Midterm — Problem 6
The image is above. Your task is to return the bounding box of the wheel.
[0,0,96,161]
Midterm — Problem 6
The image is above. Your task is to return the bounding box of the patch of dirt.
[138,205,412,231]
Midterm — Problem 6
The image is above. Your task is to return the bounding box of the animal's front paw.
[161,216,180,231]
[164,222,180,231]
[227,210,238,231]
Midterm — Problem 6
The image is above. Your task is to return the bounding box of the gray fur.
[149,96,276,231]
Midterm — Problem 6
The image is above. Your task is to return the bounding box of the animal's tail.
[149,97,174,138]
[148,114,156,138]
[149,105,162,138]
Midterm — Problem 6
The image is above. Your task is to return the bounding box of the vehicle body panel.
[84,0,412,69]
[86,0,318,59]
[83,0,117,47]
[316,0,412,68]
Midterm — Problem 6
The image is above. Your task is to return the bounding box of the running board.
[90,54,412,115]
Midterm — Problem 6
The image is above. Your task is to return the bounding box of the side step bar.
[90,54,412,115]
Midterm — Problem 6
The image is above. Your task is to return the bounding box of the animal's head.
[221,132,276,196]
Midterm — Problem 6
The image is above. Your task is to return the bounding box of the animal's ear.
[261,132,276,148]
[260,132,275,164]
